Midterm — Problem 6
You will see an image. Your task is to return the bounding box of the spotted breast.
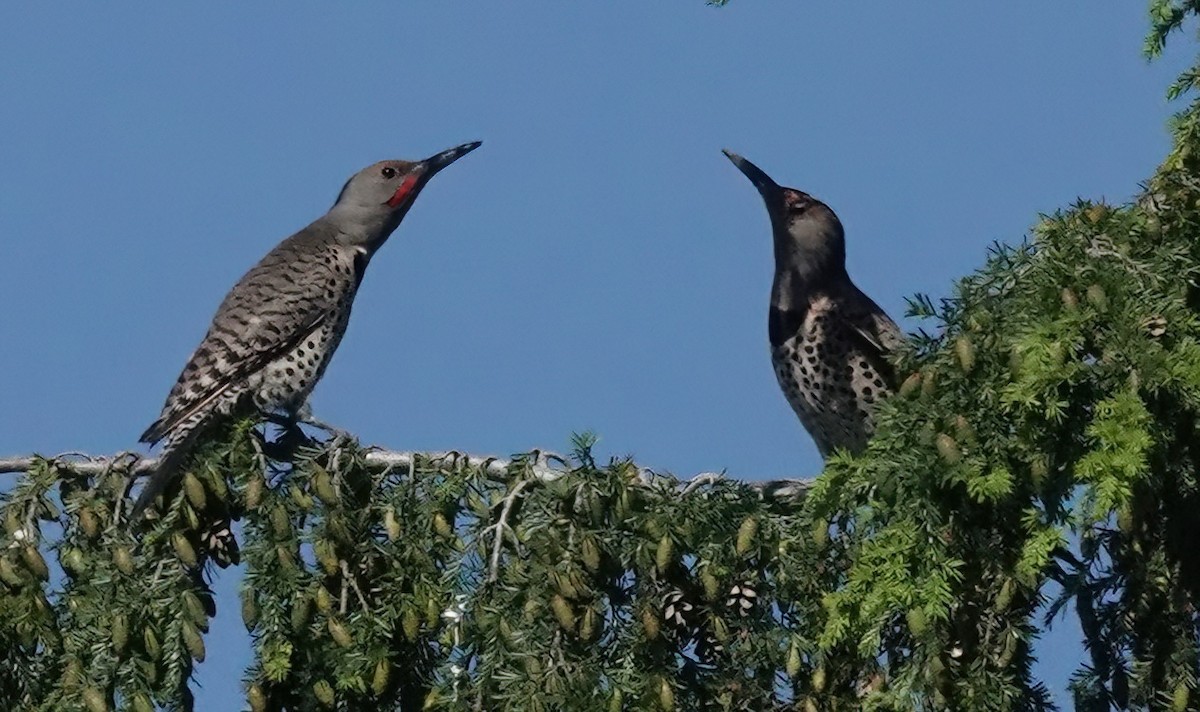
[770,292,896,458]
[246,246,360,416]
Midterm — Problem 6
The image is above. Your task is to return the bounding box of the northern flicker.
[723,149,902,458]
[132,141,481,522]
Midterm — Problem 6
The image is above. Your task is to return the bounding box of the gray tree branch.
[0,449,814,500]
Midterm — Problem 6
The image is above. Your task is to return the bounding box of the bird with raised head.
[723,149,902,459]
[132,142,482,532]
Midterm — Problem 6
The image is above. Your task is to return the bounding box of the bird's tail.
[129,416,209,523]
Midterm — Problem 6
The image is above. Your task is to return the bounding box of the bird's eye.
[381,166,397,179]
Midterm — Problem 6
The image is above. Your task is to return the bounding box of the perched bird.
[133,141,482,522]
[723,149,902,458]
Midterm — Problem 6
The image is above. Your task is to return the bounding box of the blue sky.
[0,3,1189,708]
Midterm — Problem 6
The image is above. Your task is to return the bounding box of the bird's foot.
[253,424,310,462]
[262,411,303,433]
[299,415,353,444]
[258,405,351,447]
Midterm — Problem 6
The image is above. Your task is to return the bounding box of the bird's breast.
[769,296,878,457]
[249,302,354,413]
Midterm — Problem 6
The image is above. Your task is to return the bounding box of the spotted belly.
[770,315,888,458]
[249,307,350,414]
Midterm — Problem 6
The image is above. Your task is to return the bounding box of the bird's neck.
[771,271,811,313]
[322,208,404,253]
[771,245,846,310]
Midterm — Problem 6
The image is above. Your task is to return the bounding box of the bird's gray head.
[328,141,481,249]
[722,149,847,283]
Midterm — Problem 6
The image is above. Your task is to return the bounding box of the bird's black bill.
[722,149,781,197]
[422,141,482,176]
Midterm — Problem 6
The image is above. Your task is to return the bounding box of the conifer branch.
[486,479,530,584]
